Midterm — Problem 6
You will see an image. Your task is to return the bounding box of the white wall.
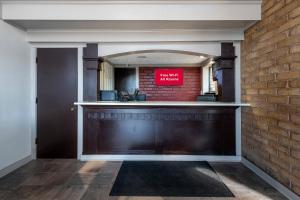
[0,20,32,171]
[202,65,210,94]
[100,62,114,90]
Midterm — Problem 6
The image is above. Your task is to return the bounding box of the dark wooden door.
[37,48,78,158]
[114,68,136,92]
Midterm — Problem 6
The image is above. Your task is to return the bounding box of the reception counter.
[75,101,250,107]
[75,101,250,156]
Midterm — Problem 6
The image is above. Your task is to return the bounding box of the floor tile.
[0,160,289,200]
[53,185,89,200]
[0,173,30,190]
[79,161,109,174]
[20,172,54,186]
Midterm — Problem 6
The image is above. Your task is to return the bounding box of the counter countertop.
[74,101,250,107]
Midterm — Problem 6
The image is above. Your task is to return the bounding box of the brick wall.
[241,0,300,195]
[139,67,202,101]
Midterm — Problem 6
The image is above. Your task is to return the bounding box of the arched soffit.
[101,49,214,67]
[103,49,212,60]
[98,42,221,58]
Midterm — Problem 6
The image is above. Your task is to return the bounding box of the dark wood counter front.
[82,106,237,155]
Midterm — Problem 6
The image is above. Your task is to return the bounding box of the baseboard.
[242,157,299,200]
[0,155,34,178]
[80,155,241,162]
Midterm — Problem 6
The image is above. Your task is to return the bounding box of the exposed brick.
[278,104,300,114]
[290,44,300,53]
[267,96,289,104]
[277,53,300,65]
[268,111,289,121]
[278,16,300,33]
[259,59,275,68]
[251,102,277,111]
[268,64,290,73]
[290,97,300,105]
[290,62,300,71]
[267,80,288,88]
[259,74,275,81]
[277,35,300,48]
[279,121,300,134]
[263,0,285,18]
[245,89,259,95]
[139,67,201,101]
[262,0,276,12]
[276,71,300,80]
[292,132,300,142]
[291,139,300,151]
[289,6,300,19]
[278,88,300,96]
[269,126,289,137]
[242,0,300,195]
[291,114,300,125]
[276,0,300,19]
[260,89,278,95]
[289,79,300,88]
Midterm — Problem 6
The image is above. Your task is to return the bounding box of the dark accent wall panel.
[83,106,236,155]
[83,43,100,101]
[213,43,236,102]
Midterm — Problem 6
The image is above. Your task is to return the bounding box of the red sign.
[155,69,184,86]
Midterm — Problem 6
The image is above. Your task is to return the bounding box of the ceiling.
[8,20,254,30]
[104,51,210,66]
[0,0,261,2]
[1,0,261,31]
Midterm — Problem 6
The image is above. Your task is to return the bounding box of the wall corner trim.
[0,155,34,178]
[241,157,300,200]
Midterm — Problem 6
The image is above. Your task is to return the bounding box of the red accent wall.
[139,67,202,101]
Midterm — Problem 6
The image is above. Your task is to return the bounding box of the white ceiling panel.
[8,20,254,30]
[1,0,261,30]
[105,51,209,66]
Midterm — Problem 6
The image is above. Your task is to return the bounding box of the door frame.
[113,65,139,89]
[30,43,85,159]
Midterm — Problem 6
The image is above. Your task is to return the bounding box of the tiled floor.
[0,160,288,200]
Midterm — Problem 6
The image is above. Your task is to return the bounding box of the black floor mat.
[110,161,234,197]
